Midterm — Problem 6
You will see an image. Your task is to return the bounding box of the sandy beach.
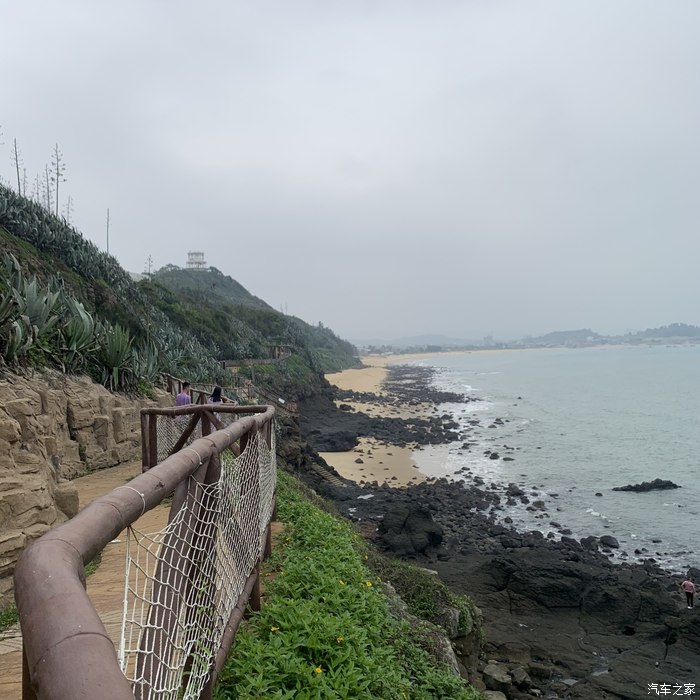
[322,353,451,487]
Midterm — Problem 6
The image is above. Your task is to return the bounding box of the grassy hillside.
[154,264,273,310]
[145,267,359,373]
[216,471,482,699]
[0,184,360,387]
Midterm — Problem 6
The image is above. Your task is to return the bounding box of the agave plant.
[1,252,23,291]
[4,315,33,364]
[22,276,62,346]
[0,254,27,364]
[95,321,133,390]
[58,296,98,372]
[131,340,161,383]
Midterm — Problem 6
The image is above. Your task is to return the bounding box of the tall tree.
[144,254,154,279]
[43,164,53,212]
[12,139,23,194]
[50,143,66,217]
[31,173,42,203]
[63,194,74,224]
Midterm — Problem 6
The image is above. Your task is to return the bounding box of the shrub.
[215,471,480,700]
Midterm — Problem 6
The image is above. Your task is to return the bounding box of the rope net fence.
[119,427,276,699]
[153,409,244,464]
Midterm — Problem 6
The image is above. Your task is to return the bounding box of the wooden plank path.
[0,460,170,700]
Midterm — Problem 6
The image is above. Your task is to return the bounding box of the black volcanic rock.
[377,503,443,556]
[613,478,681,492]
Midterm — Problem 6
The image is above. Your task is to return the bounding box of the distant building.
[186,251,207,270]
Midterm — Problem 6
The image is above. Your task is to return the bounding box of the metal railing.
[15,404,276,700]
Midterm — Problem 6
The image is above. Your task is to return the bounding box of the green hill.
[0,183,360,391]
[154,264,272,311]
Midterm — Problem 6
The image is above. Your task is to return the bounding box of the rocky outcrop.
[0,370,171,608]
[377,503,444,556]
[613,478,680,492]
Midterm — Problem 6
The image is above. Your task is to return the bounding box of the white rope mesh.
[119,427,276,699]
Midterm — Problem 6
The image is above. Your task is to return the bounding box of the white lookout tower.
[186,251,207,271]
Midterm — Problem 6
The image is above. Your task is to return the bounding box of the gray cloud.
[3,0,700,341]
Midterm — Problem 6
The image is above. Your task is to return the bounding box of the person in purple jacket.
[680,577,696,609]
[176,382,192,406]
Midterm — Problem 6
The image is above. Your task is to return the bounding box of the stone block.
[3,398,36,419]
[112,408,126,443]
[4,400,44,442]
[13,450,44,474]
[434,604,461,638]
[0,531,26,557]
[93,415,111,451]
[99,395,116,414]
[67,403,95,431]
[0,532,27,578]
[54,480,79,518]
[13,499,58,529]
[4,486,54,520]
[0,415,21,443]
[0,575,14,609]
[0,438,14,462]
[44,436,58,460]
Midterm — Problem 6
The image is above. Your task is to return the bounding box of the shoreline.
[323,356,439,487]
[303,356,700,698]
[332,353,697,575]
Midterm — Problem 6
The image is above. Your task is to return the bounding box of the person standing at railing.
[208,386,224,404]
[207,386,224,431]
[176,382,192,406]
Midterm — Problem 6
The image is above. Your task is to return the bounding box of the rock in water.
[612,478,680,492]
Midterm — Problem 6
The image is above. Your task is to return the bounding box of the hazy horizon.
[3,1,700,342]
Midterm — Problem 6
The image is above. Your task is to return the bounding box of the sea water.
[408,345,700,572]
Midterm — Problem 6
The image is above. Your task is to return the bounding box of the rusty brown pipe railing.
[15,405,275,700]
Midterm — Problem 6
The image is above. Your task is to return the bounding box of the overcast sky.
[3,1,700,342]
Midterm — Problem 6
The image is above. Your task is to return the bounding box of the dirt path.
[0,461,170,700]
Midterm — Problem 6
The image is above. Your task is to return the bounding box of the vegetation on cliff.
[216,471,481,699]
[0,184,359,391]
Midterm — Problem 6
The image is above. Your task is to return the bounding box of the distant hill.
[357,322,700,354]
[625,322,700,341]
[519,328,602,346]
[143,265,359,375]
[382,334,479,350]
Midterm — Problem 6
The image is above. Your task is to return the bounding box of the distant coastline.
[356,322,700,356]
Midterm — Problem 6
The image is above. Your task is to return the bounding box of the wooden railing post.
[22,646,37,700]
[148,413,158,469]
[141,411,149,470]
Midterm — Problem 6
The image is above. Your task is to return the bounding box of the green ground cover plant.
[215,471,481,700]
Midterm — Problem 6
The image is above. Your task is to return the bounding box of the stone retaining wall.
[0,370,172,608]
